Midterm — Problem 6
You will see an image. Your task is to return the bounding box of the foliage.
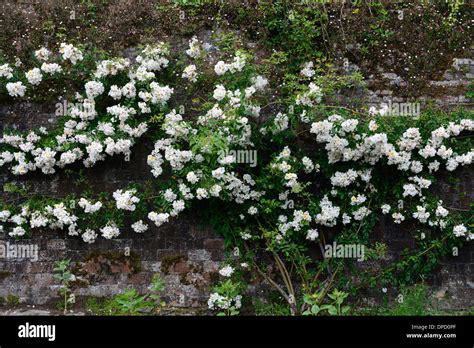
[0,3,472,317]
[5,294,20,307]
[209,279,244,316]
[303,289,350,316]
[86,274,166,316]
[53,259,76,314]
[254,299,292,316]
[357,283,473,316]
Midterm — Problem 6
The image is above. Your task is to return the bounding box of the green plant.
[53,259,75,314]
[209,279,244,316]
[365,242,388,260]
[112,288,155,315]
[148,274,166,306]
[0,11,472,318]
[303,289,350,316]
[387,284,433,316]
[6,294,20,306]
[357,283,451,316]
[444,0,464,28]
[466,82,474,102]
[86,274,166,316]
[260,1,327,67]
[254,299,292,316]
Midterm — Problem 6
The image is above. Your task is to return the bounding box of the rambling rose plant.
[0,37,472,315]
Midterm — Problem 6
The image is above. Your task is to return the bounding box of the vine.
[0,35,472,315]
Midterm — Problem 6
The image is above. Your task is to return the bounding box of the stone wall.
[365,47,474,110]
[0,221,224,311]
[0,120,226,310]
[431,166,474,309]
[365,167,474,310]
[0,46,472,313]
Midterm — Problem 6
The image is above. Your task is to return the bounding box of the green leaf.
[311,304,321,315]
